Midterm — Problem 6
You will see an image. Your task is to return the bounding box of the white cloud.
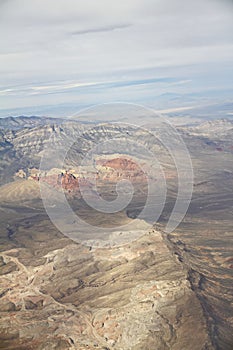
[0,0,232,113]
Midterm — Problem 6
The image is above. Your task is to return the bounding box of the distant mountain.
[185,118,233,138]
[0,118,162,184]
[0,115,65,130]
[0,115,232,185]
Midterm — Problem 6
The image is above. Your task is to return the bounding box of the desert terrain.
[0,116,232,349]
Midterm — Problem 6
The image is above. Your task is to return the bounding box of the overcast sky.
[0,0,233,117]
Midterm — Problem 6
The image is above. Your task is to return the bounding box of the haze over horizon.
[0,0,233,119]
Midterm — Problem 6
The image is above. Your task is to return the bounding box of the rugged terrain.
[0,116,233,349]
[0,208,213,350]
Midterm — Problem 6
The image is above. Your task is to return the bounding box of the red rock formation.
[97,157,148,183]
[98,157,142,172]
[33,171,94,199]
[30,159,153,197]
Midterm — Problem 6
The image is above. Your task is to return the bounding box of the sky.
[0,0,233,118]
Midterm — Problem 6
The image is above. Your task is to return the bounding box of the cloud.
[0,77,177,96]
[167,80,192,87]
[0,0,233,114]
[71,24,132,36]
[0,88,15,96]
[154,106,194,114]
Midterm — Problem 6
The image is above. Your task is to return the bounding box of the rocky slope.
[0,207,213,350]
[0,116,233,349]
